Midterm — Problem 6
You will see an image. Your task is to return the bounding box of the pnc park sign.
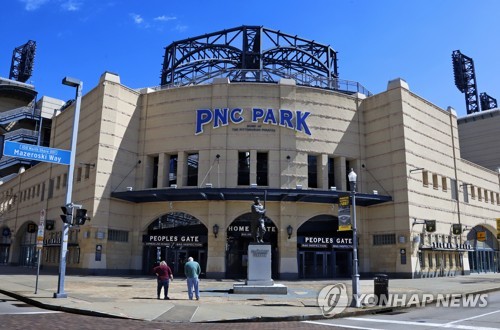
[195,107,312,136]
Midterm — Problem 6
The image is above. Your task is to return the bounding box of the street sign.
[3,140,71,165]
[36,209,46,250]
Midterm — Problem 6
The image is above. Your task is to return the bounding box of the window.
[471,185,476,199]
[152,156,159,188]
[41,182,45,201]
[496,193,499,205]
[478,188,482,201]
[373,234,396,245]
[63,173,67,187]
[169,154,178,186]
[450,179,457,200]
[238,151,250,185]
[56,176,61,189]
[422,171,429,186]
[308,154,318,188]
[346,160,352,189]
[441,177,447,191]
[84,165,90,179]
[449,254,453,267]
[108,229,129,242]
[76,167,82,182]
[186,153,199,186]
[256,152,268,186]
[490,191,495,204]
[432,174,438,189]
[428,253,433,268]
[48,179,54,199]
[328,157,335,189]
[463,183,469,203]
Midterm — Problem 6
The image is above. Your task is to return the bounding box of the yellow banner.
[338,195,351,231]
[338,224,352,231]
[477,231,486,242]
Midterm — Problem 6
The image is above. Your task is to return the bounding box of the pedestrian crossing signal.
[75,209,90,225]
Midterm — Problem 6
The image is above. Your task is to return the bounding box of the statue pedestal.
[233,243,287,294]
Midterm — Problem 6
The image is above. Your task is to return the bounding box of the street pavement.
[0,266,499,323]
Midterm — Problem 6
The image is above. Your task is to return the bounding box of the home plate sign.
[3,140,71,165]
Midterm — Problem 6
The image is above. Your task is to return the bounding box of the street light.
[54,77,83,298]
[348,168,360,307]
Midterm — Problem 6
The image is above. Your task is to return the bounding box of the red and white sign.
[36,209,46,250]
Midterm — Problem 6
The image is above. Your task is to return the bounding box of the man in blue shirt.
[184,256,201,300]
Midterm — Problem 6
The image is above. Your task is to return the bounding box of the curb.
[1,286,500,323]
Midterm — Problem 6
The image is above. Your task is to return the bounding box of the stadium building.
[0,26,498,279]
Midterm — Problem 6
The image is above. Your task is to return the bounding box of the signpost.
[3,140,71,165]
[35,209,45,294]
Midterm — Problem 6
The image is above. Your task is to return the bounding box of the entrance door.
[317,252,331,277]
[299,251,332,278]
[334,251,351,278]
[165,249,186,275]
[437,252,445,277]
[0,245,9,264]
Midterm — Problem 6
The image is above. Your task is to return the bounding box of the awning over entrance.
[111,187,392,206]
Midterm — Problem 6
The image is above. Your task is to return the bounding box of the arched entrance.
[226,214,278,279]
[142,212,208,276]
[18,222,38,267]
[297,215,353,279]
[467,226,499,273]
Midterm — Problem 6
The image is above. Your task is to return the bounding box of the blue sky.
[1,0,499,117]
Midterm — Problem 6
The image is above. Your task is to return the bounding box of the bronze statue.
[250,196,266,243]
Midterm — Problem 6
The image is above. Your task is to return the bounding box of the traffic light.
[75,209,90,226]
[425,220,436,232]
[452,224,462,235]
[60,206,73,225]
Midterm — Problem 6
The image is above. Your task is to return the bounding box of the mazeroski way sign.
[3,140,71,165]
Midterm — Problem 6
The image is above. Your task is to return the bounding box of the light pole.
[54,77,83,298]
[348,168,360,307]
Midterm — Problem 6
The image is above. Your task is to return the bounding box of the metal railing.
[153,69,372,97]
[0,106,41,124]
[4,128,38,142]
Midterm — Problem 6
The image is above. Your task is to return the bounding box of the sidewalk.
[0,268,499,323]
